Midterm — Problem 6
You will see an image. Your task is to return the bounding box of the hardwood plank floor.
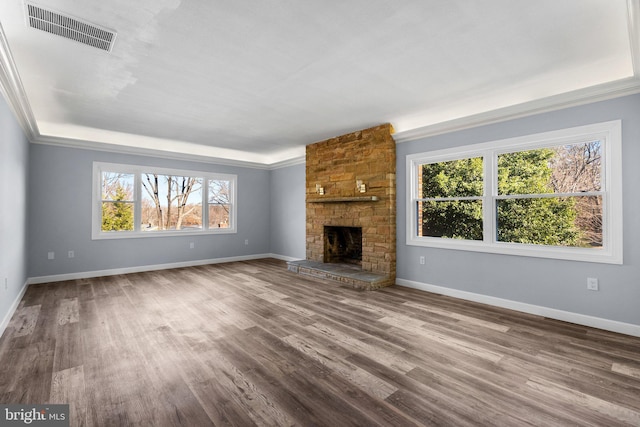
[1,258,639,426]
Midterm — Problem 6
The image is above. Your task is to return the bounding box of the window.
[93,163,237,239]
[407,121,622,264]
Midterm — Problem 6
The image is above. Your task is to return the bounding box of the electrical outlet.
[68,250,74,258]
[189,242,195,249]
[48,251,55,260]
[419,256,425,265]
[245,239,249,245]
[587,277,599,291]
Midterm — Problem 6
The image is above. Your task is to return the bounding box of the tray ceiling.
[0,0,638,166]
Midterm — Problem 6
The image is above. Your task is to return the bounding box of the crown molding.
[33,133,308,170]
[267,155,306,169]
[628,0,640,75]
[33,133,274,169]
[0,21,38,140]
[393,77,640,144]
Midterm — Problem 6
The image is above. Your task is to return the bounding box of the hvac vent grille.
[26,3,116,52]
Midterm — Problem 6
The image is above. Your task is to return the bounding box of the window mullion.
[134,172,141,232]
[418,196,482,202]
[483,151,496,243]
[495,191,603,200]
[203,178,209,230]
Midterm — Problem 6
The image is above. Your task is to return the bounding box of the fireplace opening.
[324,226,362,265]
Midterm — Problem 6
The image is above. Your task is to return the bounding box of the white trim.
[268,253,303,262]
[396,278,640,338]
[34,134,305,170]
[628,0,640,76]
[0,279,29,339]
[27,254,275,285]
[268,156,306,170]
[393,78,640,144]
[35,134,273,170]
[406,121,623,264]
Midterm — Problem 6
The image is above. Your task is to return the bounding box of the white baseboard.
[396,278,640,338]
[0,279,29,339]
[27,253,277,285]
[267,253,302,262]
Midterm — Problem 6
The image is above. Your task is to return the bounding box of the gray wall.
[269,163,305,259]
[0,95,29,328]
[28,144,271,278]
[5,90,639,329]
[397,94,640,326]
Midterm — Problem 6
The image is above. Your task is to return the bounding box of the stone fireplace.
[288,123,396,290]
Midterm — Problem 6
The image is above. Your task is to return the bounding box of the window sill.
[407,237,622,264]
[92,228,237,240]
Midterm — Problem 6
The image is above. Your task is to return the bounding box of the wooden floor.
[1,259,640,426]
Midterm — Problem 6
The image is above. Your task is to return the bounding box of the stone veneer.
[305,123,396,289]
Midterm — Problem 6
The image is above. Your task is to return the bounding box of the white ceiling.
[0,0,639,166]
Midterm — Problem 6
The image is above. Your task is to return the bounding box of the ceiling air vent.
[26,3,116,52]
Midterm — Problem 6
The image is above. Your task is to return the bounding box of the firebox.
[324,226,362,265]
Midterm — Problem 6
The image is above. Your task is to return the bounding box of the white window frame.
[92,162,237,239]
[406,120,623,264]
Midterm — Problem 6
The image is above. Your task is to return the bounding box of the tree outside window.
[141,174,203,231]
[101,172,134,232]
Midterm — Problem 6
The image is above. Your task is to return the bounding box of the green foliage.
[102,185,134,232]
[421,149,581,246]
[420,158,483,240]
[497,198,578,245]
[497,149,579,246]
[498,149,554,195]
[422,200,483,240]
[421,157,483,197]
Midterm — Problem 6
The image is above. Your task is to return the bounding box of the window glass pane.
[498,141,602,195]
[101,172,135,231]
[101,202,134,232]
[208,179,231,229]
[209,205,230,228]
[102,172,134,201]
[419,157,483,198]
[418,200,483,240]
[141,174,203,231]
[497,196,602,247]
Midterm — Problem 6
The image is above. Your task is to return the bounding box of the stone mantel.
[307,196,379,203]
